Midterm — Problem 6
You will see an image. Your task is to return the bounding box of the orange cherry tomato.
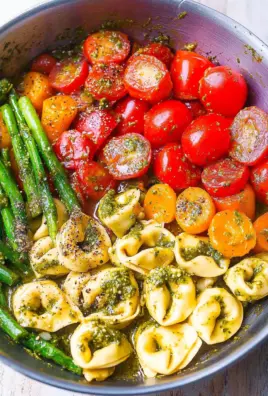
[253,212,268,253]
[22,71,54,113]
[144,183,176,223]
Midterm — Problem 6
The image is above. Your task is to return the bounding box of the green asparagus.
[1,148,11,169]
[0,283,7,307]
[0,183,8,209]
[9,90,58,241]
[0,307,28,341]
[0,79,12,105]
[0,263,20,285]
[0,240,29,273]
[18,97,80,213]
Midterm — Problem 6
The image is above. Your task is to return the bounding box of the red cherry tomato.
[31,53,57,75]
[74,109,117,150]
[144,100,192,148]
[83,31,130,64]
[229,106,268,166]
[70,89,94,112]
[124,55,173,103]
[103,133,152,180]
[85,63,127,101]
[202,157,249,198]
[70,172,86,208]
[171,51,212,100]
[114,96,149,136]
[49,58,89,94]
[182,114,232,166]
[199,66,248,117]
[133,43,174,68]
[184,100,206,119]
[251,160,268,205]
[77,161,116,200]
[54,130,96,170]
[154,143,201,191]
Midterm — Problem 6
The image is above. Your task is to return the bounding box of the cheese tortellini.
[144,266,196,326]
[98,189,144,238]
[175,233,230,277]
[70,319,132,382]
[30,236,69,278]
[195,277,218,293]
[56,210,111,272]
[12,280,82,332]
[189,287,243,344]
[135,322,202,377]
[109,220,175,275]
[224,257,268,302]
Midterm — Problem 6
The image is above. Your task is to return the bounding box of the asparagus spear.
[0,283,7,307]
[1,104,42,218]
[1,148,11,169]
[0,240,29,273]
[18,97,80,213]
[0,79,12,105]
[0,183,8,209]
[9,90,58,241]
[0,308,28,341]
[0,263,20,286]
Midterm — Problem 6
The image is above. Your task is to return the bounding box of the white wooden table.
[0,1,267,395]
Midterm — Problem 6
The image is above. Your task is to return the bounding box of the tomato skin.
[251,160,268,205]
[83,31,130,64]
[154,143,201,191]
[184,100,206,119]
[114,96,149,136]
[77,161,116,200]
[133,43,174,68]
[124,55,173,103]
[73,109,117,150]
[144,100,192,148]
[171,51,213,100]
[31,53,57,75]
[199,66,248,117]
[182,114,232,166]
[103,133,152,180]
[229,106,268,166]
[54,130,96,170]
[202,157,250,198]
[49,58,89,94]
[85,63,127,101]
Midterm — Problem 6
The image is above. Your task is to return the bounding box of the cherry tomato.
[114,96,149,136]
[229,106,268,166]
[202,157,250,198]
[154,143,201,191]
[49,58,89,94]
[70,172,86,208]
[83,31,130,64]
[124,55,173,103]
[73,109,117,150]
[103,133,152,180]
[31,53,57,75]
[144,100,192,148]
[182,114,232,166]
[199,65,248,117]
[77,161,116,200]
[54,130,96,170]
[184,100,206,119]
[171,51,212,100]
[133,43,174,67]
[85,63,127,101]
[70,89,94,112]
[251,160,268,205]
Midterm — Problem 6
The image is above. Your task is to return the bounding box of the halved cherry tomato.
[70,89,94,112]
[229,106,268,166]
[202,157,250,198]
[133,43,174,67]
[124,54,173,103]
[199,66,248,117]
[208,210,256,258]
[83,31,130,64]
[154,143,201,191]
[253,213,268,253]
[103,133,152,180]
[171,51,212,100]
[85,63,127,101]
[144,100,192,148]
[144,183,176,223]
[23,72,54,113]
[184,100,206,119]
[49,58,89,94]
[74,109,117,150]
[114,96,149,136]
[213,184,255,220]
[54,130,96,170]
[31,53,57,75]
[176,187,216,234]
[182,114,232,166]
[251,160,268,205]
[0,113,11,148]
[70,172,86,207]
[77,161,116,200]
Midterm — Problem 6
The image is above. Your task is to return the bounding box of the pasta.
[195,277,218,293]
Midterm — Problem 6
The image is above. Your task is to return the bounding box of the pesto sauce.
[146,266,185,289]
[79,221,98,252]
[156,233,175,248]
[180,240,224,266]
[89,322,123,351]
[99,189,137,219]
